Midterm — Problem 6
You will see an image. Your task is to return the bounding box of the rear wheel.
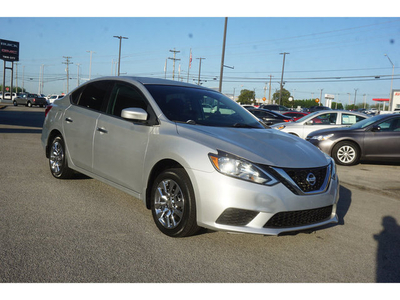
[49,136,74,179]
[27,101,32,107]
[13,101,18,106]
[150,168,200,237]
[332,141,360,166]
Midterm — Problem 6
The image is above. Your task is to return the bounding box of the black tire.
[13,101,17,106]
[49,136,74,179]
[150,168,200,237]
[27,101,32,107]
[332,141,360,166]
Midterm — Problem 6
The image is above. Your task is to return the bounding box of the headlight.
[208,151,278,185]
[330,158,337,181]
[275,125,286,130]
[310,133,334,141]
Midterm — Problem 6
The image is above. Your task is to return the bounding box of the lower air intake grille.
[216,208,259,226]
[263,205,333,228]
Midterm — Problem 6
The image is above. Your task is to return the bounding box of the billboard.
[392,90,400,110]
[0,39,19,61]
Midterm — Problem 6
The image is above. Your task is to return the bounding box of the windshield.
[145,85,264,128]
[350,114,386,129]
[295,111,319,123]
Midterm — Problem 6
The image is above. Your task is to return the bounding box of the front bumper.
[191,166,339,235]
[307,138,335,156]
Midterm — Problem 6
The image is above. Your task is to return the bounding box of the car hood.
[307,126,355,137]
[176,123,330,168]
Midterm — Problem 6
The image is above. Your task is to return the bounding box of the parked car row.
[257,106,399,166]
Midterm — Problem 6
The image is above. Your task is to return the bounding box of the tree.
[237,89,256,105]
[272,88,291,107]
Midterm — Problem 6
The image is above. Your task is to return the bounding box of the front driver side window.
[107,83,148,118]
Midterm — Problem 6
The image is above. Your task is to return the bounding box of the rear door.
[62,80,112,171]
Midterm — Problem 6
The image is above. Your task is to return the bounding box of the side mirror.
[121,107,148,121]
[306,120,314,125]
[371,125,381,132]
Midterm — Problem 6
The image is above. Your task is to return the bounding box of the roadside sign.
[0,39,19,61]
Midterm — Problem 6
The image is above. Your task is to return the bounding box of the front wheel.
[49,136,74,179]
[332,141,360,166]
[150,168,200,237]
[13,101,18,106]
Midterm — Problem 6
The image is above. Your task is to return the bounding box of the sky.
[1,1,399,107]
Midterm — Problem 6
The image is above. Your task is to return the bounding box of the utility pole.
[278,52,289,105]
[113,36,128,76]
[219,17,228,93]
[22,65,25,93]
[268,75,273,104]
[385,54,395,111]
[319,89,324,106]
[86,50,95,80]
[354,88,358,107]
[38,64,44,95]
[62,56,73,93]
[76,63,81,87]
[168,49,180,80]
[14,62,18,94]
[187,48,192,83]
[196,57,205,85]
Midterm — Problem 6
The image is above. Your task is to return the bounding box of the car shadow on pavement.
[336,185,352,226]
[0,128,43,134]
[374,216,400,282]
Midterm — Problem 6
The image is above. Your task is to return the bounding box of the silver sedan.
[41,77,339,237]
[271,110,369,139]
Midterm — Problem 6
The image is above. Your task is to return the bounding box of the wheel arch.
[145,159,185,209]
[45,129,63,158]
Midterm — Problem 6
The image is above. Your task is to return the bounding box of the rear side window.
[341,114,366,125]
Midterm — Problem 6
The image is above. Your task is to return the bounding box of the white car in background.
[47,94,65,104]
[271,110,369,139]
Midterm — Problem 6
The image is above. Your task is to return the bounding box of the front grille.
[216,208,259,226]
[263,205,333,228]
[284,166,327,193]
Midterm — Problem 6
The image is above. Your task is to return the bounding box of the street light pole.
[113,36,128,76]
[278,52,289,105]
[219,17,228,93]
[385,54,395,111]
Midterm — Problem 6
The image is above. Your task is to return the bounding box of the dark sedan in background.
[246,108,293,125]
[306,114,400,166]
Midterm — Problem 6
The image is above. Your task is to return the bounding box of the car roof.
[88,76,215,91]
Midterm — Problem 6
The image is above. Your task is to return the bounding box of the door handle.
[65,117,73,123]
[96,127,108,134]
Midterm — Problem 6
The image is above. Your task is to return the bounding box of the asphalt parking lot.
[1,104,400,284]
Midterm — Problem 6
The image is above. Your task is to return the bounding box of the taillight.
[45,105,53,117]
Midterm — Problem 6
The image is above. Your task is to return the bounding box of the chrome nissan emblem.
[306,173,317,186]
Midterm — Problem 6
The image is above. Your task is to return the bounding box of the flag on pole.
[189,49,192,69]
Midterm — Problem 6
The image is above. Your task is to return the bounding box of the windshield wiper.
[232,123,258,128]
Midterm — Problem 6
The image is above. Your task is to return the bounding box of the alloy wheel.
[153,179,185,229]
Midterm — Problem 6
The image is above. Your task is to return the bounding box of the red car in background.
[282,111,309,121]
